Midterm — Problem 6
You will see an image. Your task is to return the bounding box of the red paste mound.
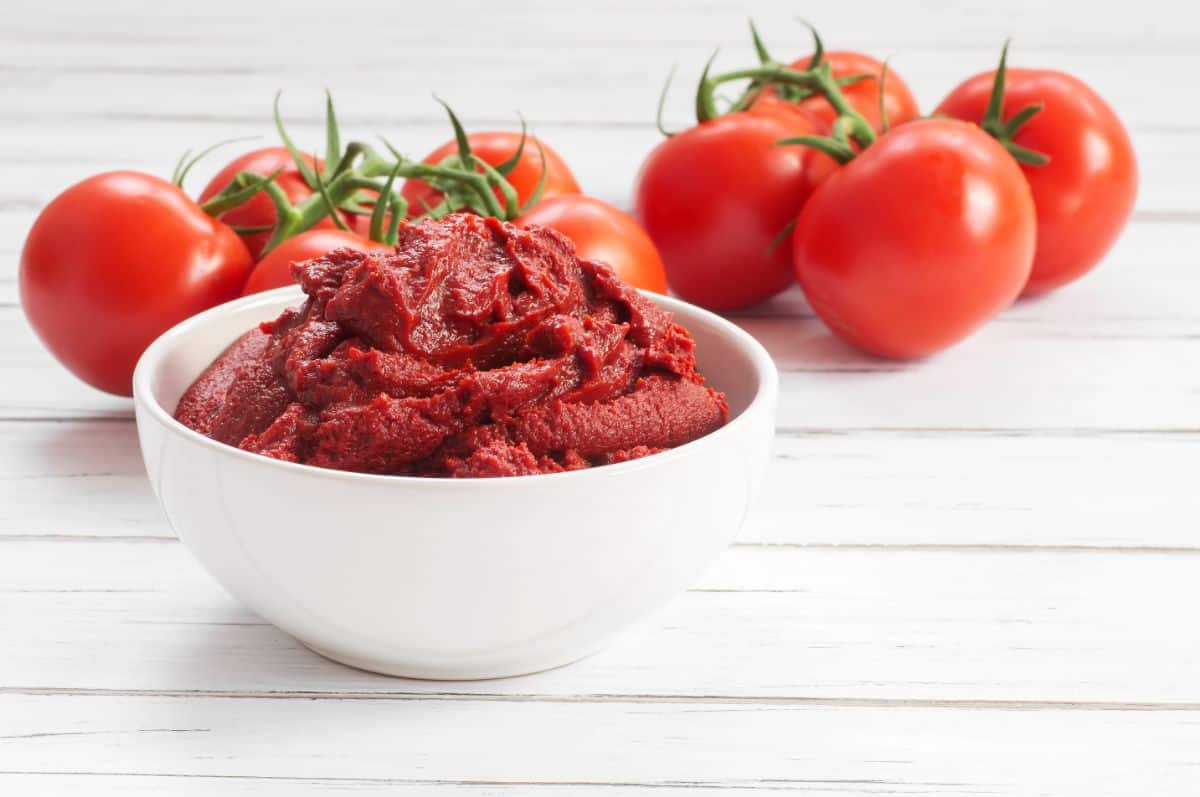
[175,214,728,477]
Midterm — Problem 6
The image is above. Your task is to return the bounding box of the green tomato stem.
[703,61,876,149]
[199,169,287,217]
[979,40,1051,167]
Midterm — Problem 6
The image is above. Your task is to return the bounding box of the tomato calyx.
[774,60,899,165]
[704,58,877,158]
[391,98,549,222]
[199,93,537,255]
[198,169,285,217]
[979,41,1051,167]
[693,24,877,152]
[730,19,826,109]
[653,20,872,137]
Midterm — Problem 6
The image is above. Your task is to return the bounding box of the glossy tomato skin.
[793,119,1035,359]
[935,69,1137,295]
[198,147,337,260]
[242,229,389,296]
[402,133,581,216]
[516,195,668,293]
[20,171,252,395]
[633,110,834,311]
[757,51,920,133]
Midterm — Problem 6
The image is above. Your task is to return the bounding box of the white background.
[2,1,1199,794]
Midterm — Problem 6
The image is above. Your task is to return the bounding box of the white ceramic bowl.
[133,287,778,680]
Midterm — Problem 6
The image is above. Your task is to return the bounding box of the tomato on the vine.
[241,229,390,296]
[634,107,834,311]
[20,171,253,395]
[792,119,1036,359]
[516,195,667,293]
[935,65,1137,295]
[402,132,580,216]
[198,147,341,260]
[756,50,920,134]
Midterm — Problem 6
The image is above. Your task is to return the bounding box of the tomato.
[792,119,1035,359]
[402,132,580,216]
[633,109,834,310]
[756,51,920,133]
[20,171,252,395]
[516,195,668,293]
[935,68,1137,295]
[242,229,389,296]
[198,147,340,260]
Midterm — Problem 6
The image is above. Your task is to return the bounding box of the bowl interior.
[144,287,769,428]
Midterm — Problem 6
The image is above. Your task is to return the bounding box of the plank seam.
[2,534,1198,555]
[3,687,1199,712]
[0,770,975,791]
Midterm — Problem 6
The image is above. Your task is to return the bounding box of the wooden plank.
[1,692,1197,795]
[0,775,783,797]
[1,48,1191,130]
[5,0,1193,51]
[762,329,1199,430]
[1,0,1194,129]
[0,316,132,419]
[748,431,1200,547]
[4,540,1200,704]
[5,420,1197,549]
[0,420,163,538]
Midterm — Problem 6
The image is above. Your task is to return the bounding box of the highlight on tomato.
[935,43,1137,296]
[20,171,254,396]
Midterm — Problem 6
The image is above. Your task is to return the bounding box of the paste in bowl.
[175,214,727,477]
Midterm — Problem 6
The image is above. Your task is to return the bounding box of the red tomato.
[516,195,668,293]
[20,171,252,395]
[242,229,389,296]
[792,120,1035,359]
[198,147,339,260]
[756,51,920,133]
[401,132,580,216]
[633,109,834,310]
[936,69,1137,295]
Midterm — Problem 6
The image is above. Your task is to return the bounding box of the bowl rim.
[132,286,779,487]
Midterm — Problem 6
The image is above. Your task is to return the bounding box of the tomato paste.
[175,214,728,477]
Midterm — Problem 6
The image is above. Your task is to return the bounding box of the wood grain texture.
[3,540,1199,705]
[2,693,1199,795]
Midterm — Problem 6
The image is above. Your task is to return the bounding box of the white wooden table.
[2,2,1198,794]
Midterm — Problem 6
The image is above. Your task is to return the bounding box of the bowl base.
[298,639,605,681]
